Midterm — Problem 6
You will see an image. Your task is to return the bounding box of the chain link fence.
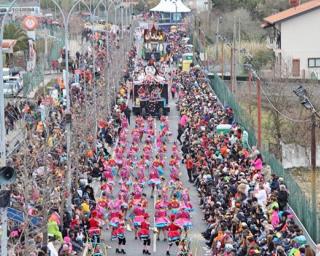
[209,74,320,243]
[22,61,44,97]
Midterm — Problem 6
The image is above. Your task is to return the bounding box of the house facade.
[262,0,320,79]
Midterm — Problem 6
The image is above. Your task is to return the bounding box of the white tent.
[150,0,191,13]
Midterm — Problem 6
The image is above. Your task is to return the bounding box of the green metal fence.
[22,61,44,97]
[209,74,320,243]
[48,38,64,63]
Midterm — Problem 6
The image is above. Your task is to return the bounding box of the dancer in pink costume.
[154,199,170,241]
[130,203,147,239]
[100,182,113,197]
[171,141,181,161]
[121,115,129,129]
[181,189,193,211]
[143,142,152,160]
[146,125,155,143]
[115,146,124,169]
[175,206,192,231]
[147,116,154,128]
[132,126,140,144]
[148,167,161,198]
[137,166,146,186]
[170,165,180,182]
[119,165,130,185]
[103,165,114,185]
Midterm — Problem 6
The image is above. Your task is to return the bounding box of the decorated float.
[132,61,170,117]
[142,25,166,61]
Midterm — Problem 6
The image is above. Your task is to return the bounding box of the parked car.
[3,80,22,97]
[9,67,26,77]
[9,76,23,89]
[2,68,10,80]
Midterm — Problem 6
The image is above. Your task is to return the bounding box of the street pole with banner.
[50,0,92,218]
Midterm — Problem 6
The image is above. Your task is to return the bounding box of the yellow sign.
[182,60,192,72]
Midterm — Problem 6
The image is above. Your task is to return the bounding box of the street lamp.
[0,2,22,255]
[49,0,93,220]
[172,0,178,25]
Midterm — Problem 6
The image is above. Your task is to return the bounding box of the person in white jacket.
[254,183,267,210]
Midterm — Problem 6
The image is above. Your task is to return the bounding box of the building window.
[308,58,320,68]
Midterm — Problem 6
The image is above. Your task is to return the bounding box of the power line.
[259,81,312,123]
[241,51,313,123]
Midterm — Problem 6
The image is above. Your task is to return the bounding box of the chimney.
[289,0,300,8]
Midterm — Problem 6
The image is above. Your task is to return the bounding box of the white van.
[3,68,10,80]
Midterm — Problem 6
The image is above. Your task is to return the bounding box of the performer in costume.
[113,216,126,254]
[155,202,169,241]
[166,215,182,256]
[138,215,152,255]
[175,206,192,232]
[148,167,161,198]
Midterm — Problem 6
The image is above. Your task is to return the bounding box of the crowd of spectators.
[5,102,23,135]
[5,24,134,255]
[177,67,314,256]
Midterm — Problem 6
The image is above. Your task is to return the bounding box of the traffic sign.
[7,207,42,226]
[22,16,39,31]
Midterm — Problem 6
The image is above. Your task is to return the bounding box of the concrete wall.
[280,8,320,78]
[281,142,320,169]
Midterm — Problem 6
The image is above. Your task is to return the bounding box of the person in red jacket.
[166,215,182,256]
[138,215,151,255]
[88,210,101,237]
[185,154,194,182]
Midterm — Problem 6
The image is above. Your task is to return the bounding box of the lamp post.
[174,1,178,25]
[50,0,92,216]
[106,1,117,114]
[120,3,124,39]
[0,2,19,255]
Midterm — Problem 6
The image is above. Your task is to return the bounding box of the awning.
[1,40,17,54]
[150,0,191,13]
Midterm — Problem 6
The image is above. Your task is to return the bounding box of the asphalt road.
[91,97,207,256]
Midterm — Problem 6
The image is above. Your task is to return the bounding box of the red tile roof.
[1,39,17,49]
[262,0,320,28]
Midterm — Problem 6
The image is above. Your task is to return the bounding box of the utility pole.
[221,40,224,80]
[293,85,319,242]
[215,17,221,61]
[216,22,219,61]
[256,78,262,149]
[230,47,233,93]
[248,71,252,95]
[232,17,237,94]
[238,17,241,72]
[311,112,317,241]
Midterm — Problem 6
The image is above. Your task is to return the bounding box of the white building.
[0,1,41,16]
[262,0,320,79]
